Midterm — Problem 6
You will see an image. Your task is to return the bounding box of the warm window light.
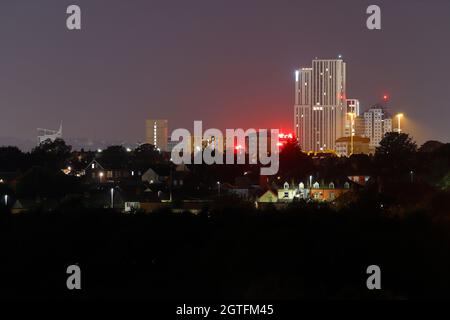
[99,172,104,178]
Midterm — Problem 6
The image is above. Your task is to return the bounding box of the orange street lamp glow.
[396,113,404,133]
[347,112,356,156]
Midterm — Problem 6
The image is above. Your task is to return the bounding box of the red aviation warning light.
[278,133,293,140]
[277,132,295,150]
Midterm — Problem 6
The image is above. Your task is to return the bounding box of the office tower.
[146,119,168,151]
[363,105,393,151]
[294,58,346,152]
[344,99,360,137]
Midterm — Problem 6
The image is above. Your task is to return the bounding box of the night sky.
[0,0,449,147]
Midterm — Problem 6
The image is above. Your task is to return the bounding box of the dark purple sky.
[0,0,449,146]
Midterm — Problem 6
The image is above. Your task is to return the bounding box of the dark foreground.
[1,200,449,300]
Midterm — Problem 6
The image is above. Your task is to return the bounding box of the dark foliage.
[0,203,449,300]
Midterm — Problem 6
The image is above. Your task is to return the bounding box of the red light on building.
[278,133,293,140]
[277,132,295,150]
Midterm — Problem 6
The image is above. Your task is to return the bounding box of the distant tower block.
[146,119,168,151]
[37,122,63,145]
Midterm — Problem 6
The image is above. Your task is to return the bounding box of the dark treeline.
[0,200,449,299]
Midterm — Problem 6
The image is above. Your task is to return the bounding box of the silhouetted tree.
[99,145,129,168]
[132,143,163,169]
[16,166,80,199]
[419,140,444,153]
[376,132,417,157]
[278,139,314,181]
[31,139,72,169]
[375,133,417,179]
[0,146,27,171]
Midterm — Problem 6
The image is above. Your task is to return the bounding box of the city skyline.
[1,0,449,146]
[1,1,450,302]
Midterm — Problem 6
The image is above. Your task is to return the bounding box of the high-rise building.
[146,119,168,151]
[363,105,392,151]
[294,58,346,152]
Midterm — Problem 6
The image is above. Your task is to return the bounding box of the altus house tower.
[146,119,168,151]
[294,58,346,152]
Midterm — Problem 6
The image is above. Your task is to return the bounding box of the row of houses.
[1,152,370,213]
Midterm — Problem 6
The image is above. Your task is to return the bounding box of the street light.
[217,181,221,197]
[347,112,355,156]
[110,188,114,209]
[396,113,404,133]
[4,195,8,206]
[309,175,313,188]
[98,171,104,184]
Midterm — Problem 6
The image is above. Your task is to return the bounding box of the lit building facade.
[344,99,360,137]
[335,136,370,157]
[294,58,346,152]
[363,105,392,151]
[146,119,168,151]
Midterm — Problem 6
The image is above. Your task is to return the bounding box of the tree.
[132,143,164,169]
[278,139,314,181]
[0,146,27,171]
[375,132,417,178]
[99,145,129,168]
[376,132,417,158]
[419,140,444,153]
[31,139,72,169]
[15,166,81,199]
